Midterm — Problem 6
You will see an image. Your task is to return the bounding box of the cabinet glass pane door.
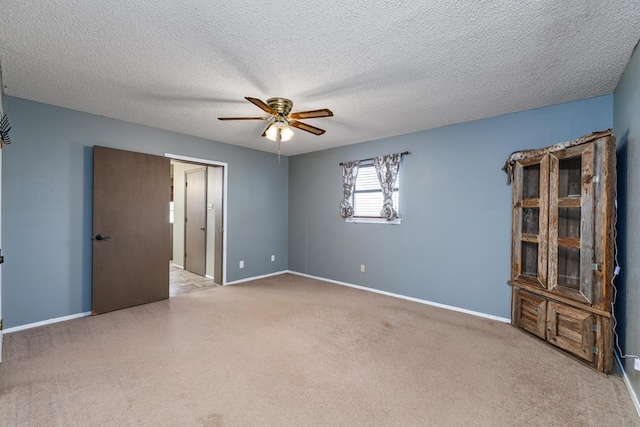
[522,164,540,199]
[522,208,540,234]
[512,157,548,288]
[557,247,580,289]
[558,157,582,197]
[521,241,538,276]
[549,145,594,303]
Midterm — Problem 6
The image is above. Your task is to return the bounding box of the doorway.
[90,148,228,314]
[169,156,225,292]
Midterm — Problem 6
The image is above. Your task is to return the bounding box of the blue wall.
[614,42,640,402]
[0,93,619,328]
[288,96,613,319]
[2,97,289,328]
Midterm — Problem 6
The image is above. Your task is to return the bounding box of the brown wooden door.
[184,168,207,276]
[92,146,170,314]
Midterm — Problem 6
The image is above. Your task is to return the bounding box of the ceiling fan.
[218,97,333,143]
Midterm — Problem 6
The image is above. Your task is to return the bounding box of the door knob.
[95,234,111,241]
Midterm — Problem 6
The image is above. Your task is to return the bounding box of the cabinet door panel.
[512,156,549,289]
[513,289,547,338]
[548,143,595,304]
[547,302,595,362]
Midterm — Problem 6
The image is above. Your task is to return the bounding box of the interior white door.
[184,168,207,276]
[212,166,224,284]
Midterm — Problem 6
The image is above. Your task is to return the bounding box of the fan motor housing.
[267,98,293,116]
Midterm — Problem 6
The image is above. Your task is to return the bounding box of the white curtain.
[340,160,360,218]
[372,154,401,220]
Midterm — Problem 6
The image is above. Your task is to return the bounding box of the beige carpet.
[0,274,638,426]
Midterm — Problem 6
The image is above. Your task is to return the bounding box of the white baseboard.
[4,311,92,334]
[287,270,511,324]
[172,264,184,269]
[205,274,214,280]
[616,354,640,419]
[225,270,288,286]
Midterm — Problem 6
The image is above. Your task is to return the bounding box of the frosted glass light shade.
[280,125,294,141]
[265,121,294,142]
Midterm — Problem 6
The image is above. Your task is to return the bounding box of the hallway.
[169,264,219,297]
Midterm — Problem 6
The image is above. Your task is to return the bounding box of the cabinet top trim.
[502,129,613,185]
[508,281,611,318]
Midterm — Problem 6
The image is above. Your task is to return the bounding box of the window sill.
[345,217,402,225]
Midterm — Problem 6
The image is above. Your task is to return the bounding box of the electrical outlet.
[239,260,244,269]
[360,264,365,273]
[271,255,275,262]
[634,358,640,371]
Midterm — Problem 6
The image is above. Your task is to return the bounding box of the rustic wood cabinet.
[505,130,616,373]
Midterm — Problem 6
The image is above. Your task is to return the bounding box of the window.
[340,152,405,224]
[349,161,400,223]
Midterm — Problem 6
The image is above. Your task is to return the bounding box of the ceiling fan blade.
[289,109,334,120]
[244,97,275,115]
[218,117,269,121]
[261,123,271,137]
[289,120,326,136]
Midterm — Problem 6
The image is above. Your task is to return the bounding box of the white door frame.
[165,153,228,285]
[0,147,3,363]
[0,65,4,361]
[0,66,4,363]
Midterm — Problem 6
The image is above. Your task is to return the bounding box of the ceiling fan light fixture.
[265,120,293,142]
[219,97,332,143]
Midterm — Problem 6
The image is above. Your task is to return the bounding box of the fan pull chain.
[277,128,281,164]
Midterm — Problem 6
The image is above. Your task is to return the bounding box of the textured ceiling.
[0,1,639,156]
